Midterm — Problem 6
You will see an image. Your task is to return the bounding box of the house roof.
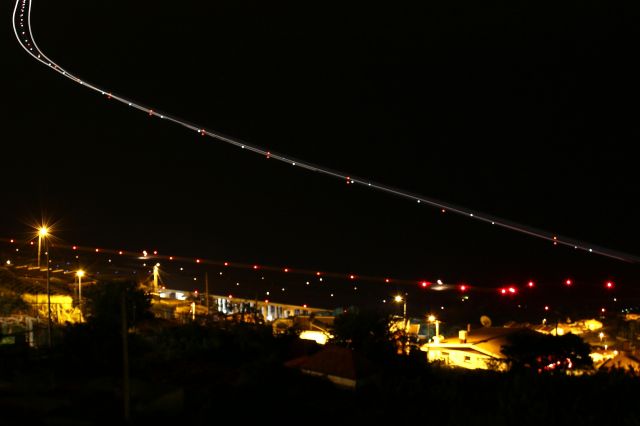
[284,345,377,380]
[600,351,640,372]
[425,327,529,359]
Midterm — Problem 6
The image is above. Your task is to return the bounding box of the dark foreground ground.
[1,321,639,426]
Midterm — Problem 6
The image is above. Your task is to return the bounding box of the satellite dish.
[480,315,492,328]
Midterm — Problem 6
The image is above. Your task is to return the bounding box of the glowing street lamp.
[394,295,408,354]
[37,226,48,268]
[76,269,85,305]
[36,225,52,347]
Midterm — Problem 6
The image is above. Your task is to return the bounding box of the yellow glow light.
[428,315,436,322]
[76,270,85,278]
[394,295,403,303]
[38,226,49,237]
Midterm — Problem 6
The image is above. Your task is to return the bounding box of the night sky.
[3,0,640,316]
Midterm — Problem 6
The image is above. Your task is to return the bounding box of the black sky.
[3,0,640,302]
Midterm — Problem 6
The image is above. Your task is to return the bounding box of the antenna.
[480,315,492,328]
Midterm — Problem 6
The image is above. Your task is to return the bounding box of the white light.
[437,279,443,285]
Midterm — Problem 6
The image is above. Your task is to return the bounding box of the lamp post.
[394,294,408,354]
[38,226,52,347]
[427,314,436,342]
[76,269,85,306]
[394,294,407,328]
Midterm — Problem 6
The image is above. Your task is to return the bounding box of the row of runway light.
[12,0,640,265]
[0,235,623,303]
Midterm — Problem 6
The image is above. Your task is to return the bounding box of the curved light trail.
[12,0,640,264]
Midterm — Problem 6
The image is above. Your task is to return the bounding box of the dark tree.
[331,310,396,360]
[83,279,152,327]
[502,330,593,373]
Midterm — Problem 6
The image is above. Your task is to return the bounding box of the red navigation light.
[544,305,550,311]
[508,287,516,294]
[169,256,174,260]
[153,250,158,255]
[421,281,431,288]
[528,281,535,288]
[349,275,356,280]
[72,246,77,250]
[605,281,614,289]
[149,109,154,116]
[565,279,572,286]
[266,151,271,159]
[284,268,289,273]
[316,272,321,276]
[253,265,258,270]
[385,278,390,283]
[500,288,507,295]
[95,248,99,253]
[265,299,269,303]
[601,308,606,313]
[303,304,307,308]
[460,285,467,292]
[196,259,201,263]
[119,251,123,255]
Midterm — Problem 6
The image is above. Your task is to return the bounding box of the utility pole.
[205,272,209,315]
[46,240,52,348]
[121,292,131,422]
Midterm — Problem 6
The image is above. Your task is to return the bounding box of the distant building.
[421,327,530,371]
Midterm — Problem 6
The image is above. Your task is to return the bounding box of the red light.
[118,251,123,255]
[500,288,506,294]
[346,176,351,184]
[284,268,289,273]
[460,285,467,292]
[30,241,34,246]
[224,262,229,266]
[605,281,614,289]
[149,109,154,116]
[601,308,606,313]
[544,305,549,311]
[228,294,233,299]
[196,259,201,263]
[265,299,269,303]
[253,265,258,270]
[508,287,516,294]
[169,256,174,260]
[10,239,14,243]
[95,248,99,252]
[441,209,446,213]
[303,304,307,308]
[385,278,390,283]
[266,151,271,159]
[565,279,572,286]
[421,281,431,288]
[528,281,535,288]
[153,250,158,255]
[194,290,198,294]
[72,246,77,250]
[316,272,321,276]
[349,275,355,280]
